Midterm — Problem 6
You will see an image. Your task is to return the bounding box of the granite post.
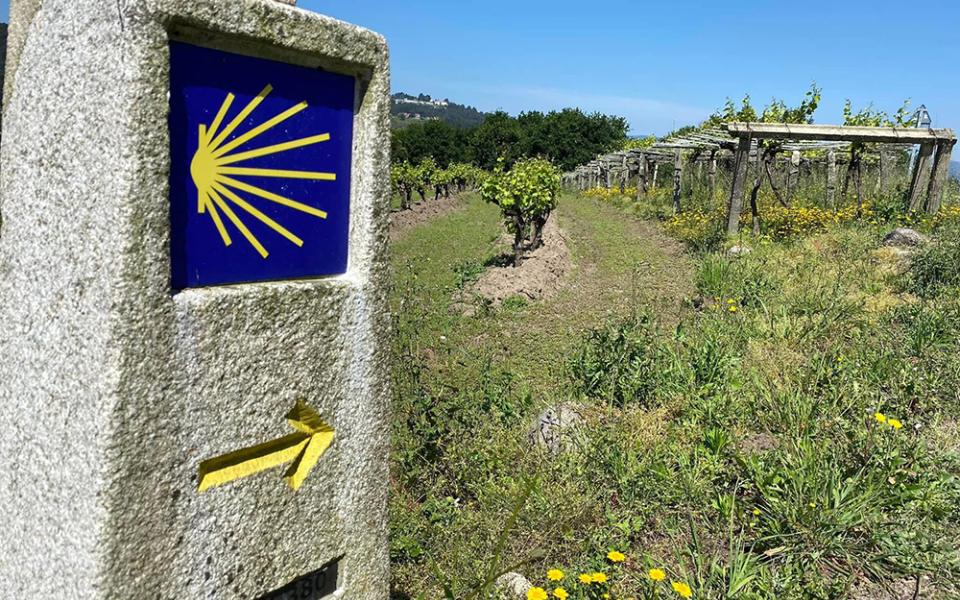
[0,1,391,598]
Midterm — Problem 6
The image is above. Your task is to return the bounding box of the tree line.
[391,108,629,172]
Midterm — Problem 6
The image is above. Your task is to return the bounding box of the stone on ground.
[527,403,585,454]
[881,227,928,248]
[495,572,533,599]
[726,244,752,257]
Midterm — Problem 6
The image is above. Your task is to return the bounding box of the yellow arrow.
[197,400,335,492]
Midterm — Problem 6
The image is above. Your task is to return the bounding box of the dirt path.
[551,196,694,323]
[389,193,695,400]
[481,196,694,394]
[389,193,469,242]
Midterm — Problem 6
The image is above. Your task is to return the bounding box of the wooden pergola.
[723,122,956,234]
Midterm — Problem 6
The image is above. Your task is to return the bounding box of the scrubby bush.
[390,161,417,209]
[480,157,561,265]
[413,157,438,202]
[902,225,960,298]
[570,312,665,407]
[664,209,725,252]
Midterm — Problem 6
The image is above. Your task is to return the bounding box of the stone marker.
[0,1,391,598]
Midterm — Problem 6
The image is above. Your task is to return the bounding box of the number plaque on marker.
[258,560,339,600]
[168,42,355,289]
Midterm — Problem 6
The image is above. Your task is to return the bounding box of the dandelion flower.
[579,574,593,585]
[607,550,626,563]
[889,418,903,430]
[591,572,608,584]
[728,306,738,313]
[672,581,693,598]
[547,570,564,581]
[874,412,887,424]
[752,508,761,516]
[527,588,548,600]
[553,588,568,600]
[649,568,666,581]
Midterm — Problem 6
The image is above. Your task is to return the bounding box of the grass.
[388,188,960,599]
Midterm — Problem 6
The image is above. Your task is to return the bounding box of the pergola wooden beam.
[723,122,956,145]
[722,122,958,234]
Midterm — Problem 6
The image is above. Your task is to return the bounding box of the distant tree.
[468,111,524,170]
[392,120,470,166]
[538,109,629,171]
[506,109,628,171]
[392,105,628,173]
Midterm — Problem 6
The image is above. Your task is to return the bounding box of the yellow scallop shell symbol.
[190,84,335,259]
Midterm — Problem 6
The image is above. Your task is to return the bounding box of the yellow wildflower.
[889,418,903,430]
[607,550,626,563]
[727,298,735,304]
[808,502,816,508]
[728,305,737,313]
[591,572,608,584]
[527,588,548,600]
[672,581,693,598]
[578,574,593,585]
[752,508,761,516]
[547,569,564,581]
[874,412,887,424]
[553,587,568,600]
[648,568,666,581]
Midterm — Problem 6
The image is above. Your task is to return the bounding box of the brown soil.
[738,431,779,455]
[457,216,571,311]
[849,575,942,600]
[389,194,465,242]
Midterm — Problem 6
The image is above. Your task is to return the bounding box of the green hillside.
[391,92,487,129]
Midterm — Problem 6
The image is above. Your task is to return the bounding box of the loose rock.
[495,572,532,599]
[527,403,585,454]
[726,245,752,257]
[881,227,928,248]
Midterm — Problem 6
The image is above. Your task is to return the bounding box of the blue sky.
[2,1,957,135]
